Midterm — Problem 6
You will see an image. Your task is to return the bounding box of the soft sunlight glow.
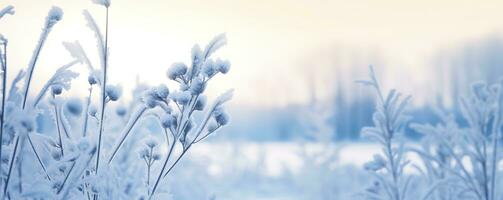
[2,0,503,106]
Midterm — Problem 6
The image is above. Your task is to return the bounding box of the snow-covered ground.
[188,142,376,176]
[163,142,379,200]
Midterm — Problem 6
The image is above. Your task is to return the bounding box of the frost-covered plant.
[0,2,232,199]
[32,61,80,108]
[3,106,37,198]
[1,11,13,193]
[1,5,71,198]
[407,109,465,200]
[63,40,98,138]
[139,139,161,194]
[357,66,412,200]
[411,81,503,200]
[84,0,111,175]
[106,33,233,199]
[21,6,63,109]
[0,7,12,177]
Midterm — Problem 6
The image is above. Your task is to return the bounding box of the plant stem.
[53,96,64,156]
[27,134,51,181]
[95,6,109,174]
[490,136,498,200]
[61,148,96,199]
[482,142,489,200]
[147,164,151,194]
[383,111,400,200]
[147,149,153,188]
[107,105,147,164]
[385,138,400,200]
[490,109,500,200]
[16,137,25,193]
[22,25,50,109]
[149,136,177,199]
[57,161,76,194]
[82,87,93,137]
[3,136,19,198]
[193,125,220,144]
[0,42,7,178]
[440,136,482,199]
[161,148,188,178]
[59,107,71,138]
[177,95,199,138]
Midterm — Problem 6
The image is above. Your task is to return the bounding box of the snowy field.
[188,142,375,176]
[164,142,378,200]
[173,142,503,200]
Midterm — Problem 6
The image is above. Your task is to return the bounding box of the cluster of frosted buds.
[139,140,161,162]
[167,56,230,96]
[202,58,230,78]
[189,77,206,95]
[139,139,161,192]
[160,114,177,129]
[157,34,232,147]
[142,85,170,109]
[140,141,160,170]
[167,63,188,81]
[170,91,191,106]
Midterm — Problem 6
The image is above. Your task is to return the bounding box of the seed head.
[106,85,122,101]
[215,58,230,74]
[51,84,63,96]
[161,114,176,129]
[195,96,207,111]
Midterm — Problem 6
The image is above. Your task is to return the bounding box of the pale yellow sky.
[1,0,503,106]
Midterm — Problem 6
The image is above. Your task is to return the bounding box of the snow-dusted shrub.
[358,67,503,200]
[411,80,503,200]
[407,109,465,200]
[357,66,412,200]
[0,2,232,199]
